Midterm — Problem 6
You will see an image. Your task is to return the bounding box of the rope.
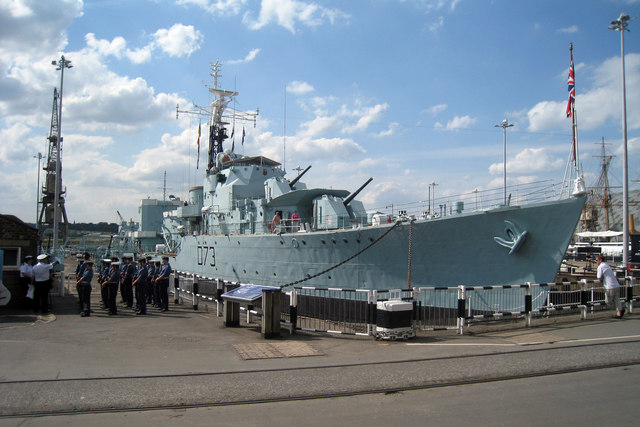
[281,220,403,288]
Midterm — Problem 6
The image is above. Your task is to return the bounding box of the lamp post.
[34,152,42,225]
[608,13,631,272]
[495,119,514,205]
[51,55,72,259]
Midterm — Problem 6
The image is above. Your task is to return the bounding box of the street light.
[608,13,631,272]
[51,55,72,260]
[495,119,514,205]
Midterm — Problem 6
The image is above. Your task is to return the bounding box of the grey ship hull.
[172,195,586,289]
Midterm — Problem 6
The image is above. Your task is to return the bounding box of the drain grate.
[232,342,324,360]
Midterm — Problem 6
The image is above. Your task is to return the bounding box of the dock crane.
[37,88,69,250]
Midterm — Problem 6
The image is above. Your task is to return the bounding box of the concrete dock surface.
[1,292,639,426]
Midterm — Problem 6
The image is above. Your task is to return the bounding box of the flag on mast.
[566,45,575,118]
[196,122,201,169]
[567,43,577,167]
[241,127,246,145]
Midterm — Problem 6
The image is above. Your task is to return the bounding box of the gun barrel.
[344,177,373,206]
[289,165,312,188]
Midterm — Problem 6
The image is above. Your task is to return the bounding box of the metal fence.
[170,271,638,337]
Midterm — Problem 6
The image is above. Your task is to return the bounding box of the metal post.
[525,282,532,327]
[609,13,631,274]
[495,119,514,205]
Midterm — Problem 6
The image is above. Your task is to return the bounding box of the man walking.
[596,255,624,318]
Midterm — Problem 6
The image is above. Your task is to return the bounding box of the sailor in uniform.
[146,257,156,305]
[106,261,121,315]
[77,260,94,317]
[155,256,172,312]
[99,259,111,309]
[132,258,148,315]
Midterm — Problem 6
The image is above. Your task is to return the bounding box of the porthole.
[321,239,326,244]
[331,239,336,244]
[343,239,348,244]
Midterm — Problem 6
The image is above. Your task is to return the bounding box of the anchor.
[494,220,528,254]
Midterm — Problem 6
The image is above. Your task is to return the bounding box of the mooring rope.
[281,220,403,288]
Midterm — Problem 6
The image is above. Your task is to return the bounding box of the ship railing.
[370,179,564,220]
[168,272,638,338]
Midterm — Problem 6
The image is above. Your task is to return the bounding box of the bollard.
[223,283,240,327]
[524,283,532,327]
[192,274,199,310]
[262,288,281,339]
[457,285,466,335]
[580,279,588,320]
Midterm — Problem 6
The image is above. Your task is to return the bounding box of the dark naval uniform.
[133,259,148,315]
[107,263,121,315]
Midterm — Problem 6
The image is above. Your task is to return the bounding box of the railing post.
[223,283,240,327]
[289,288,297,334]
[625,276,633,314]
[525,282,532,327]
[370,290,378,339]
[262,288,281,339]
[173,273,180,305]
[457,285,466,335]
[216,279,224,316]
[192,274,199,310]
[580,279,588,320]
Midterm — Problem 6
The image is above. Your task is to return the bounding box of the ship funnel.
[344,177,373,206]
[289,165,311,189]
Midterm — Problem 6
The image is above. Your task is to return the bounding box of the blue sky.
[1,0,639,224]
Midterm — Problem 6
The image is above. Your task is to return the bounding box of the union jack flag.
[566,47,575,118]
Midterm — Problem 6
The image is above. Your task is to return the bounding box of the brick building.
[0,214,39,308]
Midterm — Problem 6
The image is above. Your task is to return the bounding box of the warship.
[163,63,587,290]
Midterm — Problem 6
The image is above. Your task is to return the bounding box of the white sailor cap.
[76,254,83,259]
[37,254,49,261]
[111,261,121,266]
[102,258,112,263]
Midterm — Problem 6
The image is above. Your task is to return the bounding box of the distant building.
[0,215,39,308]
[135,198,182,253]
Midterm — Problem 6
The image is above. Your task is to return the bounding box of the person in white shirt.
[19,255,34,305]
[32,254,58,314]
[596,255,624,318]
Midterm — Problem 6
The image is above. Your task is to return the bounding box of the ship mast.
[176,61,258,174]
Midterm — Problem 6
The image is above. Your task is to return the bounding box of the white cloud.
[425,103,447,115]
[488,147,564,175]
[429,16,444,33]
[85,33,126,59]
[434,115,477,131]
[528,53,640,132]
[342,102,389,134]
[243,0,349,33]
[227,48,261,64]
[176,0,247,16]
[287,80,314,95]
[152,24,203,57]
[374,122,399,138]
[558,25,579,34]
[0,0,83,57]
